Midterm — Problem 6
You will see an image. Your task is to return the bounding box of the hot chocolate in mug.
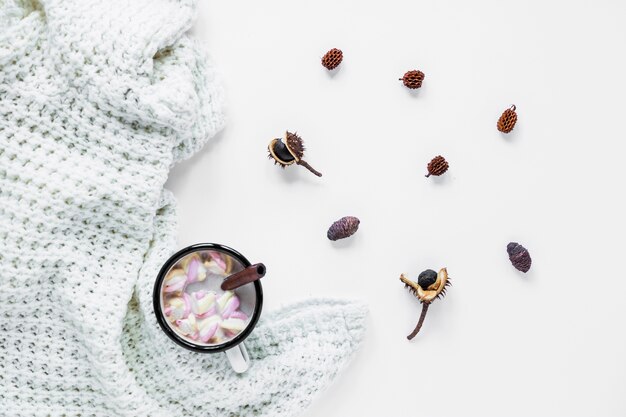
[153,243,266,373]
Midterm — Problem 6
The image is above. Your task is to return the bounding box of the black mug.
[153,243,264,373]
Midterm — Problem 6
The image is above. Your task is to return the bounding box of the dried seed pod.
[322,48,343,70]
[507,242,532,273]
[400,70,425,89]
[267,131,322,177]
[400,268,451,340]
[497,105,518,133]
[426,155,449,177]
[327,216,360,241]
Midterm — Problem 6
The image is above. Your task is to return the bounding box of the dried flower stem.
[297,160,322,177]
[407,303,430,340]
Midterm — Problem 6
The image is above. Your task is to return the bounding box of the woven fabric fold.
[0,1,367,415]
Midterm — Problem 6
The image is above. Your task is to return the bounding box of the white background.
[167,1,626,416]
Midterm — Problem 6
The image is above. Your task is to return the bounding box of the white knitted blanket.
[0,0,367,415]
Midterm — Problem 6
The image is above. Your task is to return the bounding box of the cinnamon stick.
[221,263,266,291]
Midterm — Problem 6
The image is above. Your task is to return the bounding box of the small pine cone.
[327,216,360,241]
[400,70,425,89]
[497,105,518,133]
[507,242,532,273]
[322,48,343,70]
[426,155,449,177]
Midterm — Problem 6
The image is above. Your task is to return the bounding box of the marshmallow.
[186,257,208,284]
[220,318,246,332]
[196,263,208,281]
[217,291,234,311]
[163,272,186,293]
[204,260,224,276]
[175,314,198,339]
[229,310,248,321]
[164,294,191,321]
[211,251,227,271]
[190,291,217,318]
[221,295,240,319]
[198,316,220,343]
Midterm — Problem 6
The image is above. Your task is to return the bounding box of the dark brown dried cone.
[327,216,360,241]
[322,48,343,70]
[497,105,518,133]
[426,155,449,177]
[400,70,425,89]
[507,242,532,273]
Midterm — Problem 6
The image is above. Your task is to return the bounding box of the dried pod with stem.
[400,268,451,340]
[426,155,449,177]
[497,105,518,133]
[267,131,322,177]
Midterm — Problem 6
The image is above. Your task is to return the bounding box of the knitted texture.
[0,0,368,415]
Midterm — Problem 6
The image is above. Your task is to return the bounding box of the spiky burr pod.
[497,105,518,133]
[327,216,360,241]
[322,48,343,70]
[267,131,322,177]
[400,70,425,89]
[426,155,449,177]
[400,268,451,340]
[507,242,532,273]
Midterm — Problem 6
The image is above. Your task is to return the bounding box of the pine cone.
[321,48,343,70]
[327,216,360,241]
[426,155,449,177]
[497,105,518,133]
[400,70,425,89]
[507,242,532,273]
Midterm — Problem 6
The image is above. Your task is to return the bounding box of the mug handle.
[225,342,250,373]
